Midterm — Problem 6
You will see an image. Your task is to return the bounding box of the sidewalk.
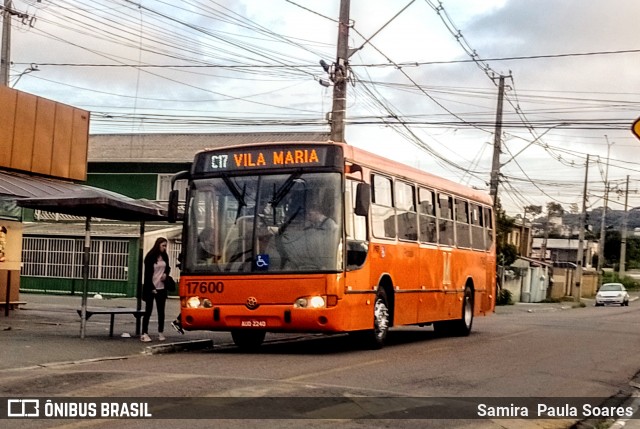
[495,292,640,314]
[1,293,217,370]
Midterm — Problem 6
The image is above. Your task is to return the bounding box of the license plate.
[241,320,266,327]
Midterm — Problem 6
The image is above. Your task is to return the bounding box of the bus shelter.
[12,178,167,339]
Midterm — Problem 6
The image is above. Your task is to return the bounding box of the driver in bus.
[305,205,338,232]
[277,203,338,270]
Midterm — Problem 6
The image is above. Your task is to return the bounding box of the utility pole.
[329,0,351,143]
[520,207,528,256]
[596,183,609,285]
[574,154,589,302]
[1,0,12,85]
[1,1,31,86]
[619,175,630,277]
[596,138,613,286]
[489,75,505,211]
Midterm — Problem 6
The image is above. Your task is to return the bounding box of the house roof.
[531,237,594,250]
[88,132,332,163]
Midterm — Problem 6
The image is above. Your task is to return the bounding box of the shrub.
[601,272,640,291]
[496,288,513,306]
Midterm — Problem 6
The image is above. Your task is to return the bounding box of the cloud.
[7,0,640,215]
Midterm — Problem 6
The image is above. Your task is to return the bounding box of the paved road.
[2,292,640,429]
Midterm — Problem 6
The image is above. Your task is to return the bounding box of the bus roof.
[342,143,493,206]
[193,140,493,206]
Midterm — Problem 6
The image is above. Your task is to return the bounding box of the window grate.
[22,237,130,281]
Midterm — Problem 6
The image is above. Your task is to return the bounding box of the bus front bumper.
[180,304,343,333]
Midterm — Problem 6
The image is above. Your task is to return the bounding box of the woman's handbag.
[165,275,176,292]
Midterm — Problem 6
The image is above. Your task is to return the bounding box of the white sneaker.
[158,333,166,341]
[140,334,152,342]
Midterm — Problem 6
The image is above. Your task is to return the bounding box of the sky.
[5,0,640,218]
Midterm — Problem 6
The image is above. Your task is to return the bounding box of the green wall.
[87,174,157,200]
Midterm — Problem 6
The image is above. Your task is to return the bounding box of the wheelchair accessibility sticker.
[255,254,270,271]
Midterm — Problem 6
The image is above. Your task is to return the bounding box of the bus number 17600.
[186,281,224,295]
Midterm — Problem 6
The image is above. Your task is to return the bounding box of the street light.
[11,63,38,88]
[596,136,614,285]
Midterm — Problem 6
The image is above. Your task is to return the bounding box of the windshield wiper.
[269,170,302,209]
[278,207,301,235]
[221,174,247,223]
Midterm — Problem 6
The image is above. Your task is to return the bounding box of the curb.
[608,372,640,429]
[574,372,640,429]
[143,339,214,355]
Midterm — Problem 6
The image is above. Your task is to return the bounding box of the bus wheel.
[366,288,391,349]
[231,330,266,351]
[435,286,474,337]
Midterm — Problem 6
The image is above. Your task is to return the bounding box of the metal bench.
[1,301,27,309]
[77,308,144,337]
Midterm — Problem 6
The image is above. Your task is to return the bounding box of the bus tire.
[231,330,266,351]
[354,288,390,349]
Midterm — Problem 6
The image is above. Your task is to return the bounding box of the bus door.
[437,193,457,317]
[344,179,374,331]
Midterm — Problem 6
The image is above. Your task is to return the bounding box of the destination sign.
[193,145,343,174]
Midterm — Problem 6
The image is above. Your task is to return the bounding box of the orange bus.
[168,141,495,349]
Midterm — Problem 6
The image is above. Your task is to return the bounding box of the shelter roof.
[22,222,180,238]
[0,171,167,221]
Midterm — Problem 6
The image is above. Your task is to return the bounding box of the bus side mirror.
[354,183,370,216]
[168,170,189,223]
[168,190,180,223]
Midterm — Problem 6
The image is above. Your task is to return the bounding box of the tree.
[546,202,564,217]
[627,237,640,269]
[496,202,518,266]
[545,202,565,237]
[604,230,621,267]
[569,203,579,215]
[524,205,542,218]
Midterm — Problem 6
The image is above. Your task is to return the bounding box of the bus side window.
[470,203,485,250]
[455,199,471,248]
[438,193,454,246]
[484,207,494,250]
[418,187,437,243]
[395,181,417,241]
[371,174,395,239]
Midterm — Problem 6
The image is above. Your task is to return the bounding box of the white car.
[595,283,630,306]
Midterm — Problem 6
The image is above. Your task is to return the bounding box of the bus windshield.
[183,172,343,274]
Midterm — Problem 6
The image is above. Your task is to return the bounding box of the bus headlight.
[185,297,212,308]
[294,296,325,309]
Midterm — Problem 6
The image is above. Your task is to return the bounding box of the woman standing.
[141,237,171,342]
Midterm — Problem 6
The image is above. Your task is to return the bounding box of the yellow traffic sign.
[633,116,640,140]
